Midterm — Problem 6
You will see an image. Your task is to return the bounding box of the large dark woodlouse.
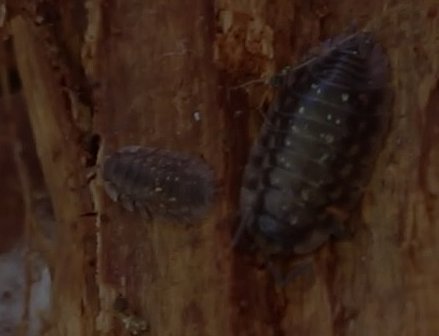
[102,146,215,221]
[238,31,392,255]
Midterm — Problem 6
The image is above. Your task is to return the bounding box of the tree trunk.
[4,0,439,335]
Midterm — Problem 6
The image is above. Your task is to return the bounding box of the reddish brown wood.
[5,0,439,335]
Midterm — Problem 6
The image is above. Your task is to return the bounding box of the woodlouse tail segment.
[366,41,391,90]
[266,258,315,286]
[292,229,331,255]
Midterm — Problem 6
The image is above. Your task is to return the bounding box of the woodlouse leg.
[103,181,120,202]
[291,29,367,75]
[156,207,192,226]
[135,201,153,221]
[119,195,135,212]
[231,213,252,248]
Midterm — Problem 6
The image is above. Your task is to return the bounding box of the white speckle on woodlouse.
[341,93,349,102]
[327,114,332,121]
[335,119,341,125]
[298,106,305,114]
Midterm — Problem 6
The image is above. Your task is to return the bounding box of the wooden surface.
[5,0,439,335]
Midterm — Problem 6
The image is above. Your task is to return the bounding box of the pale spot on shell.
[341,93,349,102]
[155,187,163,192]
[335,119,341,125]
[327,114,332,121]
[298,106,305,114]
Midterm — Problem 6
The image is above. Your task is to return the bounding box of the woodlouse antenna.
[230,214,249,248]
[227,3,422,96]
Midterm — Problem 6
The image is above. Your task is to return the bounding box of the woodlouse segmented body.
[102,146,215,221]
[239,31,391,255]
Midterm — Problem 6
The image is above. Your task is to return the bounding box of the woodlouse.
[102,146,215,221]
[238,31,391,255]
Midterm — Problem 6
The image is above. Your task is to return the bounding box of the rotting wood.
[6,1,439,335]
[11,17,98,336]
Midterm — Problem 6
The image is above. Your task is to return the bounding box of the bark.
[3,0,439,335]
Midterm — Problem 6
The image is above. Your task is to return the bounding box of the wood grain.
[7,0,439,335]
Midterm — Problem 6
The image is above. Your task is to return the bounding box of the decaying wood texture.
[3,0,439,335]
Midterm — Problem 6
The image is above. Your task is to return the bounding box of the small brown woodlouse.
[238,30,392,256]
[102,146,215,221]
